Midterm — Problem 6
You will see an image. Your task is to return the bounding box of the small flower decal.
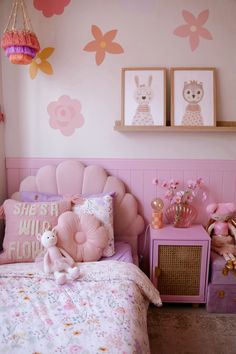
[48,95,84,136]
[29,47,54,79]
[174,9,213,51]
[33,0,71,17]
[83,25,124,65]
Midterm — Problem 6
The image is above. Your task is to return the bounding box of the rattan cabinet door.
[158,244,202,296]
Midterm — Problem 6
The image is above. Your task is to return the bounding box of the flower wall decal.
[48,95,84,136]
[29,47,54,80]
[173,9,213,51]
[83,25,124,65]
[33,0,71,17]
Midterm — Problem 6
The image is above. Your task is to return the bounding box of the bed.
[0,160,162,354]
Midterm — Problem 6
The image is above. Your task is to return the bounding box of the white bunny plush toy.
[37,229,80,285]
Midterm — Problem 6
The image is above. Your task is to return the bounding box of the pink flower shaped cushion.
[55,211,108,262]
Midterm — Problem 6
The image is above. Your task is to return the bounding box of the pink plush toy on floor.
[37,229,80,285]
[206,203,236,272]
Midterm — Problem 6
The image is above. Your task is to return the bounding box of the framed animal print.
[121,67,166,128]
[170,67,216,127]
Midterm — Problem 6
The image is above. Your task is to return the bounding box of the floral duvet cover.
[0,260,162,354]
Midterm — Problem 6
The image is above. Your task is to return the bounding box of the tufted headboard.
[12,160,145,265]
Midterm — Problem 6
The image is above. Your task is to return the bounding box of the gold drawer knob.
[222,268,229,276]
[155,267,161,278]
[218,290,225,298]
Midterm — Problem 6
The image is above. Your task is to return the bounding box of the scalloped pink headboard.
[13,160,145,265]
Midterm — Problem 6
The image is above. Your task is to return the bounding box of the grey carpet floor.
[147,303,236,354]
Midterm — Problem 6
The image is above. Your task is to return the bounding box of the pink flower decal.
[48,95,84,136]
[33,0,71,17]
[174,9,213,51]
[84,25,124,65]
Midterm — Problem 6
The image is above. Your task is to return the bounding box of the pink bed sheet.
[101,241,133,263]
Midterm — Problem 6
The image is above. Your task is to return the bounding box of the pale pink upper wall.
[0,0,236,159]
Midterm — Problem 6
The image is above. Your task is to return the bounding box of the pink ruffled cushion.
[55,211,109,262]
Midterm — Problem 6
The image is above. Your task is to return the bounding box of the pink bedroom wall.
[6,157,236,227]
[0,0,236,160]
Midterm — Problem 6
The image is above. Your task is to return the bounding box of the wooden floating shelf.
[114,121,236,132]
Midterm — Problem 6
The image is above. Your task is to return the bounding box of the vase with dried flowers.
[162,178,207,228]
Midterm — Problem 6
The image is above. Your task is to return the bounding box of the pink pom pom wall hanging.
[1,0,40,65]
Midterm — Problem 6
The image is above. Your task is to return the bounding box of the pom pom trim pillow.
[72,194,115,257]
[0,199,71,264]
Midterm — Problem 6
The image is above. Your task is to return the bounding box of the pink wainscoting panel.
[117,170,131,193]
[5,158,236,226]
[222,171,236,201]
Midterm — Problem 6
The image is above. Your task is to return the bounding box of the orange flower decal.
[84,25,124,65]
[29,47,54,79]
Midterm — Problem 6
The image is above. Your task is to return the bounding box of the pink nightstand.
[150,224,211,303]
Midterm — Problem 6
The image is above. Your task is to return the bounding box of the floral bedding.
[0,260,162,354]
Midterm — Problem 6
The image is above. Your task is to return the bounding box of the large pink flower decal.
[174,9,213,51]
[84,25,124,65]
[33,0,71,17]
[48,95,84,136]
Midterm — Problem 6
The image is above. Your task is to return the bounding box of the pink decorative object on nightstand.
[151,197,164,229]
[162,178,206,228]
[166,202,198,228]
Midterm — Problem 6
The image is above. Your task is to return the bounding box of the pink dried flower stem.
[161,178,206,205]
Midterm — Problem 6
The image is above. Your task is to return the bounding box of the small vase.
[165,203,197,228]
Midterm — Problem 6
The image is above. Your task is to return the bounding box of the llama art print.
[182,80,204,126]
[132,75,154,125]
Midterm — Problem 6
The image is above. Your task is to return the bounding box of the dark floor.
[147,303,236,354]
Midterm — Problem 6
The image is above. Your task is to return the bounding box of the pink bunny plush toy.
[37,229,80,285]
[206,203,236,272]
